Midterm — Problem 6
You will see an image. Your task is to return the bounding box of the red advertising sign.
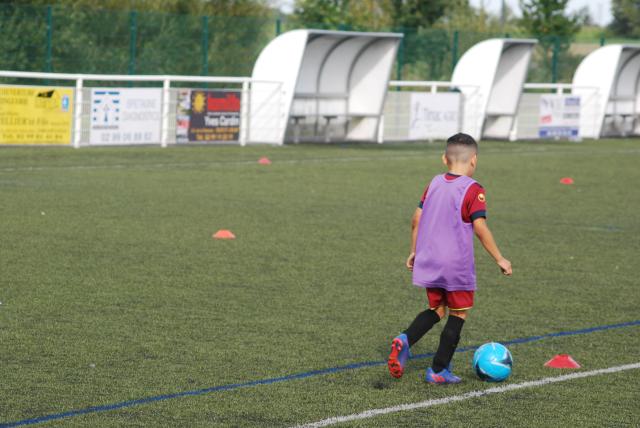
[176,90,240,143]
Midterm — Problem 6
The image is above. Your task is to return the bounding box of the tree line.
[0,0,637,82]
[0,0,276,77]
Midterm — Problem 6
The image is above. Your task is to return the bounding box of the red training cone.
[560,177,574,185]
[544,354,581,369]
[212,229,236,240]
[258,157,272,165]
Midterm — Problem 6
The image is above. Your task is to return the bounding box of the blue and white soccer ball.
[472,342,513,382]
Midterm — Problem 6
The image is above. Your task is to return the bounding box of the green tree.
[0,3,48,72]
[438,0,519,34]
[390,1,455,80]
[290,0,449,31]
[519,0,582,82]
[290,0,391,30]
[609,0,640,38]
[0,0,272,15]
[388,0,447,29]
[520,0,581,43]
[0,0,273,76]
[291,0,349,28]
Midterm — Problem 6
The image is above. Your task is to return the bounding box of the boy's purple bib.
[412,174,477,291]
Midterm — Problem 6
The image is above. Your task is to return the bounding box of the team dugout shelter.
[572,44,640,138]
[248,29,402,144]
[451,38,537,141]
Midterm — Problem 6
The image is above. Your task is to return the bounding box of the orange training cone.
[258,157,272,165]
[213,229,236,240]
[544,354,581,368]
[560,177,574,185]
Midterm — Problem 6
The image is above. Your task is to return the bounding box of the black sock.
[402,309,441,347]
[432,315,465,372]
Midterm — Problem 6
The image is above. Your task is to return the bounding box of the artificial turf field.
[1,139,639,427]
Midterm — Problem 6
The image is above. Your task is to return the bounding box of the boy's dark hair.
[445,133,478,163]
[446,133,478,149]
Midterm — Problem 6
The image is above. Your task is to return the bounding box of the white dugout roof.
[248,29,402,144]
[451,38,537,140]
[572,44,640,138]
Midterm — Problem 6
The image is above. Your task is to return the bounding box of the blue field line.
[2,320,639,427]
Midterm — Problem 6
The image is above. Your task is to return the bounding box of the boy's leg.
[403,306,443,346]
[404,288,446,345]
[388,290,445,378]
[426,290,473,384]
[432,311,466,373]
[425,311,466,384]
[388,306,443,378]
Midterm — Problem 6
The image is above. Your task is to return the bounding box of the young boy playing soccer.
[388,133,512,384]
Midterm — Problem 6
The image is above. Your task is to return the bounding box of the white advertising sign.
[539,95,580,139]
[90,88,162,145]
[408,93,461,140]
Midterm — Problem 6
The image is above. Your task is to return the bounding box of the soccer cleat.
[425,367,461,384]
[387,334,410,378]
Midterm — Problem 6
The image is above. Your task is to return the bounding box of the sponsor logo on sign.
[89,88,161,145]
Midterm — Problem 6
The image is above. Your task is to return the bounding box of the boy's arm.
[472,217,512,275]
[406,207,422,271]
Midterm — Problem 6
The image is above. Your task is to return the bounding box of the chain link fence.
[1,3,639,84]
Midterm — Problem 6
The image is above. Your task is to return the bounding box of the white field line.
[294,362,640,428]
[0,154,422,173]
[0,147,639,173]
[0,149,548,173]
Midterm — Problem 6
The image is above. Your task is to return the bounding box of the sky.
[273,0,614,27]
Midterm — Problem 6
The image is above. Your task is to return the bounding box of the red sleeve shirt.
[418,173,487,223]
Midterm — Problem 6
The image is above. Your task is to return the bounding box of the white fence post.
[377,115,384,143]
[73,78,83,148]
[239,80,249,146]
[279,83,286,146]
[161,78,170,148]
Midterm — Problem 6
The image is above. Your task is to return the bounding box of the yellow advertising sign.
[0,86,74,145]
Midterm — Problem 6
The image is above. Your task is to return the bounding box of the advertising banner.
[90,88,161,145]
[0,86,73,145]
[408,93,461,140]
[176,89,240,143]
[539,95,580,139]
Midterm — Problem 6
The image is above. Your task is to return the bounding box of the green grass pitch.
[1,139,639,426]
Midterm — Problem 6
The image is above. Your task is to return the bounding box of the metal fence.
[2,4,640,85]
[0,71,285,146]
[1,70,604,147]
